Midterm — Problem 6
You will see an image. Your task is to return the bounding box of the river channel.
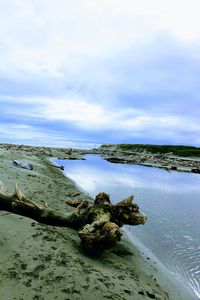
[54,154,200,299]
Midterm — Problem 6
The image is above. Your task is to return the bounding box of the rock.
[106,157,126,163]
[146,291,156,298]
[13,160,33,170]
[171,166,177,170]
[191,168,200,173]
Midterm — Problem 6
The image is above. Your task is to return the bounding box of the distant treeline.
[100,144,200,157]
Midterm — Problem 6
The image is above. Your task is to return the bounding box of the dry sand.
[0,144,193,300]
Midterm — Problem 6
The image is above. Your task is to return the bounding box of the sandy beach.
[0,144,193,300]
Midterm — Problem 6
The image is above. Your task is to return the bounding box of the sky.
[0,0,200,148]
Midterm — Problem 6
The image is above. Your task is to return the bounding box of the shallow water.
[55,155,200,299]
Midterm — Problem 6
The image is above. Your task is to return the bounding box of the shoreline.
[125,229,196,300]
[98,149,200,173]
[0,143,197,299]
[53,156,196,300]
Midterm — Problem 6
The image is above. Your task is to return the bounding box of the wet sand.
[0,144,193,299]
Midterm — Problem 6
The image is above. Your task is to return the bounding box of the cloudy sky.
[0,0,200,148]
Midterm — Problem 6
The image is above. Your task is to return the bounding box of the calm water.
[55,155,200,299]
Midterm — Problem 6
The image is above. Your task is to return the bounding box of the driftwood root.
[0,185,147,255]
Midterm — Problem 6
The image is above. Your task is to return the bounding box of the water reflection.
[55,155,200,299]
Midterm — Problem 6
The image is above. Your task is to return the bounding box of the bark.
[0,185,147,255]
[0,185,86,228]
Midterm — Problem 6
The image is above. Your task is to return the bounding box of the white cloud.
[2,96,200,146]
[0,123,44,142]
[1,0,200,78]
[0,122,98,148]
[0,1,200,146]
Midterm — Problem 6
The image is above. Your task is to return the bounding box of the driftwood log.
[0,185,147,255]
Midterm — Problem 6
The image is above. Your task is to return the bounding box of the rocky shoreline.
[0,143,195,299]
[2,143,200,174]
[97,147,200,173]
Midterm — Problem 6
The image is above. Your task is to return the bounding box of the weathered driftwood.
[0,185,85,228]
[0,185,147,255]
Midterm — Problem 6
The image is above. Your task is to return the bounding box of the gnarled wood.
[78,192,147,255]
[0,185,147,255]
[0,184,86,228]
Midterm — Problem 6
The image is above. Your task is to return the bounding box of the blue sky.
[0,0,200,148]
